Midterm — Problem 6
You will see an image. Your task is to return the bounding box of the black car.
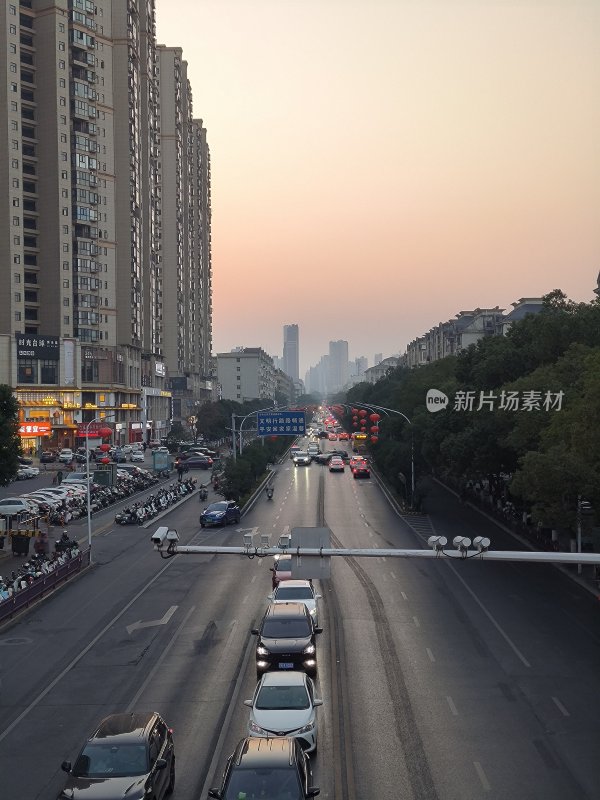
[178,453,212,469]
[112,448,127,463]
[41,450,57,463]
[75,447,89,463]
[18,455,34,465]
[58,711,175,799]
[208,737,319,800]
[317,431,329,439]
[200,500,241,528]
[252,602,322,679]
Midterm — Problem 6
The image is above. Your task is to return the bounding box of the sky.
[155,0,600,377]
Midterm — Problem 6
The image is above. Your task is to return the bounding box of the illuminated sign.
[16,333,60,360]
[19,423,51,437]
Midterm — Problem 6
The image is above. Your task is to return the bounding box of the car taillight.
[168,728,174,734]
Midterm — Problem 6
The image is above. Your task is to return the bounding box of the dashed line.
[413,616,420,628]
[250,574,257,583]
[473,762,491,792]
[426,648,435,662]
[446,696,458,716]
[552,696,570,717]
[401,591,408,600]
[390,571,397,580]
[241,595,248,604]
[368,530,373,537]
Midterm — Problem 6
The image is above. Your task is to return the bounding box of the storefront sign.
[16,334,60,360]
[19,423,52,437]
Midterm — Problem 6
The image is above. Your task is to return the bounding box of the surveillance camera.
[260,533,270,548]
[473,536,490,552]
[453,535,472,551]
[151,526,168,548]
[166,529,179,542]
[278,533,291,550]
[428,535,447,551]
[243,532,253,550]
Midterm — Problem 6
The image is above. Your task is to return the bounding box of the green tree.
[0,385,20,486]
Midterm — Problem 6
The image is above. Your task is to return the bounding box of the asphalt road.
[0,442,599,799]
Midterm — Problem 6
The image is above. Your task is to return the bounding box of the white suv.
[58,448,74,463]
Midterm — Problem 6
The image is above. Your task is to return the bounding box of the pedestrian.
[177,465,184,482]
[142,441,147,453]
[56,469,63,485]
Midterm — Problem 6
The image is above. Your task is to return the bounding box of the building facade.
[217,348,276,403]
[283,323,299,382]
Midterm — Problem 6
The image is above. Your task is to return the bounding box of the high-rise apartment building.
[283,324,299,382]
[217,348,275,403]
[0,0,211,451]
[328,340,349,393]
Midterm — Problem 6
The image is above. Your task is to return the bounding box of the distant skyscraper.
[283,324,299,381]
[355,356,368,375]
[374,353,383,365]
[328,340,349,393]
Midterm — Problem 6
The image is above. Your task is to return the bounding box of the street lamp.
[85,414,114,562]
[231,403,279,461]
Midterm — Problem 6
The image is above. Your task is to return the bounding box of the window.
[10,25,17,34]
[9,43,16,53]
[13,197,19,206]
[58,41,65,51]
[63,225,69,234]
[59,22,65,32]
[10,63,17,73]
[60,133,67,143]
[14,292,21,302]
[59,96,66,105]
[62,208,69,216]
[63,243,69,252]
[15,312,22,321]
[10,82,17,93]
[63,298,69,306]
[14,273,21,283]
[12,178,19,188]
[61,170,68,179]
[11,140,18,150]
[10,101,17,111]
[9,5,16,14]
[41,360,58,384]
[13,236,20,245]
[59,78,66,88]
[64,316,70,324]
[63,280,69,288]
[18,358,40,382]
[63,261,69,270]
[62,189,68,198]
[14,255,20,264]
[13,217,20,226]
[59,60,65,69]
[12,159,19,168]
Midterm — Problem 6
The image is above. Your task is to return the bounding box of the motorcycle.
[198,487,208,502]
[266,486,274,501]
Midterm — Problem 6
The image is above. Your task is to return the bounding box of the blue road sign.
[257,411,306,436]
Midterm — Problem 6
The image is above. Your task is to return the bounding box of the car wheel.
[166,757,175,795]
[235,515,241,523]
[200,522,205,528]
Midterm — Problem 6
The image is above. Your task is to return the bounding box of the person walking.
[177,464,185,482]
[56,469,63,485]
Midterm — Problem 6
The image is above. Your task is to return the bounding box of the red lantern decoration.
[99,443,111,452]
[100,456,110,464]
[369,413,381,423]
[98,427,113,438]
[360,421,367,428]
[358,409,368,417]
[370,435,379,443]
[352,422,358,428]
[351,408,359,416]
[370,426,379,434]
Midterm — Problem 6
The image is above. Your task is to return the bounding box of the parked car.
[62,472,93,484]
[208,736,319,800]
[121,445,133,455]
[148,440,161,448]
[200,501,241,528]
[58,711,175,800]
[16,465,40,480]
[58,448,74,463]
[0,497,35,517]
[40,450,57,463]
[75,447,89,463]
[17,455,34,466]
[178,453,212,470]
[130,450,145,462]
[244,671,322,753]
[112,448,127,463]
[251,602,322,678]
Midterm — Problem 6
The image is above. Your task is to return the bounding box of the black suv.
[208,736,320,799]
[252,602,322,679]
[58,711,175,799]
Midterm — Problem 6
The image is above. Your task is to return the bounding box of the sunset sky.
[155,0,600,377]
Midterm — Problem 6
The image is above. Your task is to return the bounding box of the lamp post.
[344,401,415,507]
[85,414,114,562]
[239,403,278,456]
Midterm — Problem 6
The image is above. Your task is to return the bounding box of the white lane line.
[446,562,531,668]
[446,696,458,716]
[368,530,373,537]
[473,761,491,792]
[401,591,408,600]
[242,595,249,604]
[364,522,369,528]
[426,648,435,662]
[390,571,397,580]
[127,605,196,711]
[250,574,257,583]
[552,696,570,717]
[413,616,420,628]
[0,555,179,743]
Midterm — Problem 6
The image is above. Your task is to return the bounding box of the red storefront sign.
[19,423,52,437]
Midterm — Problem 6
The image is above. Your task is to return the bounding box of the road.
[0,442,599,799]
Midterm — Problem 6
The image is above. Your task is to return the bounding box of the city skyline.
[155,0,600,374]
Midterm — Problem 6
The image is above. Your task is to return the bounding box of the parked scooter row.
[115,478,197,525]
[0,535,80,603]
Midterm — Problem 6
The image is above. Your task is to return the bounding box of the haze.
[155,0,600,374]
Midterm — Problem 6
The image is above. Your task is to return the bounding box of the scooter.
[199,487,208,502]
[266,486,274,501]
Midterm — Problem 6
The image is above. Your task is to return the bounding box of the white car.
[328,456,345,472]
[244,671,322,753]
[130,450,145,462]
[0,497,36,517]
[268,580,321,625]
[16,466,40,480]
[121,445,133,455]
[58,448,74,463]
[293,451,311,467]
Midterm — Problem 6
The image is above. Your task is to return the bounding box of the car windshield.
[225,767,302,800]
[207,502,228,512]
[275,587,313,600]
[73,743,148,778]
[262,618,311,638]
[295,452,309,458]
[256,685,310,710]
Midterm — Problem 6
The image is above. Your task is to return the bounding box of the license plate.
[279,662,294,669]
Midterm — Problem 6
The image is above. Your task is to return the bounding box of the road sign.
[257,411,306,436]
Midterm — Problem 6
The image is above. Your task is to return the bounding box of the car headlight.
[249,720,269,735]
[303,644,316,655]
[296,720,315,734]
[309,607,317,617]
[257,645,270,656]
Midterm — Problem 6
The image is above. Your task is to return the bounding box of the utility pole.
[231,413,236,463]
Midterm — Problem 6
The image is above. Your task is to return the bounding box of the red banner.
[19,423,51,437]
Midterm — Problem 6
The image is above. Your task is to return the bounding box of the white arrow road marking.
[236,526,259,535]
[126,605,178,635]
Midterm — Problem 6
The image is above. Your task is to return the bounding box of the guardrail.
[0,548,90,626]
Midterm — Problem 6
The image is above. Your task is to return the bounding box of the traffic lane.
[0,523,269,799]
[324,469,600,798]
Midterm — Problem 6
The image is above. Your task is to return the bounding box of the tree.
[0,385,20,486]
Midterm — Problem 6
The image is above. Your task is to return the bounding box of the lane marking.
[126,606,196,710]
[126,604,178,635]
[250,574,257,583]
[0,555,180,743]
[426,648,435,663]
[552,696,570,717]
[446,696,458,716]
[474,761,491,792]
[401,591,408,600]
[241,594,248,604]
[390,572,397,580]
[413,616,420,628]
